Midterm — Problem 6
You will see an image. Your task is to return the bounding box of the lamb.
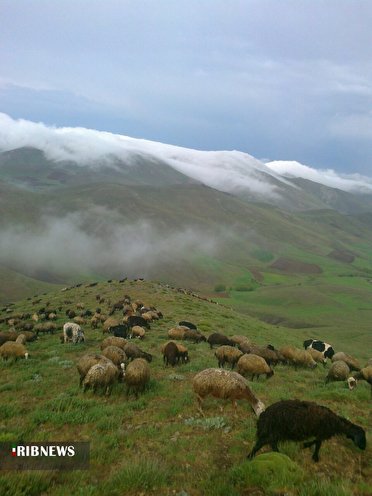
[0,342,29,360]
[76,353,112,386]
[331,352,361,372]
[215,345,243,369]
[101,346,127,371]
[123,342,152,362]
[192,368,265,417]
[349,366,372,397]
[125,358,151,397]
[63,322,85,344]
[326,360,350,383]
[82,360,120,395]
[247,399,366,462]
[101,336,127,351]
[237,354,274,380]
[207,332,235,349]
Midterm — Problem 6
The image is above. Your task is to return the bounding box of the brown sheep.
[279,346,317,369]
[76,354,112,386]
[192,368,265,417]
[101,336,127,351]
[237,354,274,380]
[0,342,29,360]
[215,345,243,369]
[308,348,327,366]
[82,360,119,395]
[350,366,372,397]
[15,334,27,345]
[332,352,361,372]
[102,317,120,334]
[168,327,188,340]
[161,341,189,364]
[132,325,146,339]
[101,346,127,370]
[230,335,251,346]
[73,316,86,326]
[123,343,152,362]
[125,358,151,397]
[163,341,179,367]
[326,360,350,383]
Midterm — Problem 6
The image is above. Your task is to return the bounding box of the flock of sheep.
[0,283,370,464]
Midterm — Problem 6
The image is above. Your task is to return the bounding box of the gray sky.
[1,0,372,174]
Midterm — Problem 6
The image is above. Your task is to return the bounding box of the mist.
[0,208,217,281]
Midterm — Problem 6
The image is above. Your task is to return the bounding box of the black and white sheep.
[247,399,366,462]
[303,339,335,359]
[63,322,85,344]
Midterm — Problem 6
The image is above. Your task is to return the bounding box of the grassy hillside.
[0,280,370,496]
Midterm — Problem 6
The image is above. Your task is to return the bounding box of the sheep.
[82,360,120,395]
[331,352,361,372]
[131,325,146,339]
[0,342,29,360]
[247,399,366,462]
[34,322,57,336]
[73,316,86,326]
[76,353,112,386]
[304,339,335,359]
[183,329,207,343]
[350,366,372,397]
[123,342,152,362]
[127,315,150,330]
[168,327,187,340]
[192,368,265,417]
[101,336,127,351]
[125,358,150,397]
[161,341,189,364]
[63,322,85,344]
[101,346,127,370]
[308,348,327,366]
[326,360,350,383]
[231,335,251,347]
[109,324,131,339]
[240,343,284,366]
[237,354,274,380]
[0,331,18,346]
[279,346,317,369]
[215,345,243,369]
[207,332,236,349]
[103,317,120,334]
[15,334,27,345]
[178,320,197,330]
[163,341,179,367]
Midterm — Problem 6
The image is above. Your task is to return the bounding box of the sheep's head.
[254,400,266,417]
[347,377,357,390]
[24,352,29,360]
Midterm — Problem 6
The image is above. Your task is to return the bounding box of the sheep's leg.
[247,438,267,459]
[303,439,316,449]
[196,395,205,416]
[312,440,322,462]
[270,441,279,452]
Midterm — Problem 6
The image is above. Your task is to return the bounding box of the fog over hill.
[2,112,372,202]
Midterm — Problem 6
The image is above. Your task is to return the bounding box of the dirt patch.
[328,249,355,263]
[256,313,320,329]
[250,268,264,282]
[270,257,322,274]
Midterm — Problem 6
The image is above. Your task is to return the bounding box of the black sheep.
[179,320,197,330]
[127,315,150,330]
[247,399,366,462]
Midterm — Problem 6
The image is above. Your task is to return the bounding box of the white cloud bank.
[266,160,372,194]
[1,113,371,196]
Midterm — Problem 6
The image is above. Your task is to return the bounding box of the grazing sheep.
[124,342,152,362]
[0,331,18,346]
[231,335,251,347]
[332,352,361,372]
[77,354,112,386]
[18,330,37,342]
[192,368,265,417]
[109,324,131,339]
[183,329,207,343]
[125,358,150,397]
[168,327,187,340]
[207,332,235,349]
[247,399,366,462]
[132,325,146,339]
[308,348,327,366]
[82,360,119,395]
[127,315,150,330]
[73,316,86,326]
[0,342,29,360]
[303,339,335,359]
[350,366,372,397]
[101,346,127,370]
[178,320,197,330]
[63,322,85,344]
[326,360,350,383]
[240,343,284,366]
[103,317,120,334]
[101,336,127,351]
[163,341,179,367]
[215,345,243,369]
[237,354,274,380]
[34,322,57,336]
[15,334,27,345]
[279,346,317,369]
[161,341,189,364]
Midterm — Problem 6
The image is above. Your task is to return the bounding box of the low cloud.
[266,160,372,194]
[0,208,217,280]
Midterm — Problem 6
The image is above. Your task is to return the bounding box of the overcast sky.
[1,1,372,174]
